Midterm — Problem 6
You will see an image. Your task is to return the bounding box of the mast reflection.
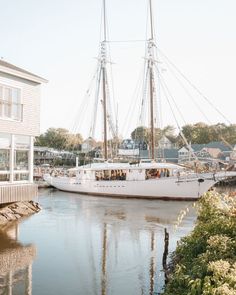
[149,231,155,295]
[101,223,107,295]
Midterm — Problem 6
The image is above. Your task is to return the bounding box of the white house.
[158,135,174,149]
[178,146,192,163]
[0,60,47,204]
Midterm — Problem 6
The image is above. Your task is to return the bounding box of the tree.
[131,126,149,142]
[66,133,83,151]
[131,125,176,145]
[178,122,236,146]
[35,128,83,151]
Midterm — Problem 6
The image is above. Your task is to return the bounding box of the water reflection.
[6,189,197,295]
[0,223,36,295]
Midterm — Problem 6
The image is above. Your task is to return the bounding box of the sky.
[0,0,236,140]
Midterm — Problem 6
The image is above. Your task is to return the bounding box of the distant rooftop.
[191,141,232,152]
[0,59,47,83]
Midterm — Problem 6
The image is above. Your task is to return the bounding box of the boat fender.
[198,178,204,183]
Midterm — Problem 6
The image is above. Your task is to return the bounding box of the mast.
[149,63,155,160]
[102,0,108,160]
[148,0,155,160]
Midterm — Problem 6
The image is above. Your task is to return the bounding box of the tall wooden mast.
[102,0,108,160]
[148,0,155,161]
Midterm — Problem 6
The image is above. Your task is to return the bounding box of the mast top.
[103,0,107,42]
[149,0,154,40]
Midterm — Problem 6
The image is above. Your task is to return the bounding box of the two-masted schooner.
[44,0,236,200]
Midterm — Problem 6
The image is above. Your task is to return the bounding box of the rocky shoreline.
[0,201,41,226]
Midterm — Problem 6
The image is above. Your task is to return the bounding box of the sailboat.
[44,0,236,200]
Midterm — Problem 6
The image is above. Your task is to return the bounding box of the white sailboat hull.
[44,175,217,200]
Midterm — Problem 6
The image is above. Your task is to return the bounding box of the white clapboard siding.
[0,72,41,136]
[0,184,38,204]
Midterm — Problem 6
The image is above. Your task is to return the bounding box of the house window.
[14,135,30,181]
[0,84,22,121]
[14,173,29,181]
[0,133,11,182]
[0,149,10,171]
[14,150,29,170]
[0,173,10,181]
[15,135,30,149]
[0,134,31,183]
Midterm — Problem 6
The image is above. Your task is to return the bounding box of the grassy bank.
[163,191,236,295]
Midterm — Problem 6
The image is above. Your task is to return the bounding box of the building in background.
[0,60,47,204]
[178,142,232,166]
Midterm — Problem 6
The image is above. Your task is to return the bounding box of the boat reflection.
[66,191,196,295]
[0,223,36,295]
[5,189,196,295]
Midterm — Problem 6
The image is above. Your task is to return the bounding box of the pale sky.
[1,0,236,140]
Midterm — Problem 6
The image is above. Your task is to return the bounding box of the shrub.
[163,192,236,295]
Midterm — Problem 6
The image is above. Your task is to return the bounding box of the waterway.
[0,189,198,295]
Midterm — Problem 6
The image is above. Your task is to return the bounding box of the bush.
[163,192,236,295]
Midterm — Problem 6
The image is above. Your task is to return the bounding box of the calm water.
[0,189,198,295]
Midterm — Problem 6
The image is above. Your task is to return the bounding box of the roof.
[191,142,232,152]
[206,141,232,151]
[0,59,48,83]
[139,148,179,163]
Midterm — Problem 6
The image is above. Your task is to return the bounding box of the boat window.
[145,168,170,179]
[95,169,127,181]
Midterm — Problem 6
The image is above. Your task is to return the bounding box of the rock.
[0,215,7,225]
[0,201,41,226]
[23,201,41,212]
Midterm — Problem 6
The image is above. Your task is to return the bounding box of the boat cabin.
[76,163,180,182]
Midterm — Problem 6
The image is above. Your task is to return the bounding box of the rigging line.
[102,0,117,139]
[140,61,149,126]
[90,67,102,139]
[138,0,151,129]
[155,65,187,126]
[71,93,91,134]
[157,48,232,125]
[158,77,181,130]
[163,60,211,124]
[71,65,99,123]
[107,42,117,135]
[136,64,148,127]
[156,67,163,130]
[71,64,100,133]
[158,54,234,150]
[120,65,143,137]
[105,71,116,138]
[124,83,142,138]
[159,78,198,161]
